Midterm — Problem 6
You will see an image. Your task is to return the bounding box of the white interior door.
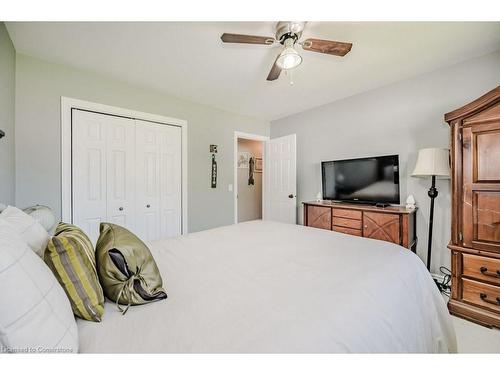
[158,125,182,238]
[135,120,182,241]
[264,134,297,224]
[135,120,161,242]
[72,110,136,243]
[72,110,182,243]
[105,116,136,230]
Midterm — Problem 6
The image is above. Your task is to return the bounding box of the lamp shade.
[276,47,302,70]
[411,148,450,179]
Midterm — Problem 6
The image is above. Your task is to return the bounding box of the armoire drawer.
[463,253,500,286]
[462,278,500,313]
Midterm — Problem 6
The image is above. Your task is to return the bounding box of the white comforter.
[78,221,456,353]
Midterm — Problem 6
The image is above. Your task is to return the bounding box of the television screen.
[322,155,400,204]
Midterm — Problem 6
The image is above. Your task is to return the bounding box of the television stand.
[374,202,391,208]
[302,201,417,252]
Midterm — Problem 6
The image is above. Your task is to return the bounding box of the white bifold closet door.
[135,120,182,242]
[72,109,181,244]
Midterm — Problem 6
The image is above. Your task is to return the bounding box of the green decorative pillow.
[44,222,105,322]
[96,223,167,314]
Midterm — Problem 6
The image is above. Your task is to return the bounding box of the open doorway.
[234,132,269,224]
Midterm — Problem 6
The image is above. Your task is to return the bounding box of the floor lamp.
[411,148,450,275]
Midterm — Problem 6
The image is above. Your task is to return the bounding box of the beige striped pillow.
[44,223,105,322]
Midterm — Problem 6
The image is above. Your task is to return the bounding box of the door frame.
[61,97,189,234]
[233,131,269,224]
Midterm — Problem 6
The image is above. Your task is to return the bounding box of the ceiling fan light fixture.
[276,46,302,70]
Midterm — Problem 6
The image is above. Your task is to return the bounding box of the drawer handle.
[479,266,500,278]
[479,293,500,306]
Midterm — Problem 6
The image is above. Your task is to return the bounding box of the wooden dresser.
[445,85,500,328]
[303,201,417,251]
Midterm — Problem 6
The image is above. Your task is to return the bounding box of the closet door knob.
[146,204,151,208]
[119,207,124,211]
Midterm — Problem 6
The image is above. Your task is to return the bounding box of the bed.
[77,220,457,353]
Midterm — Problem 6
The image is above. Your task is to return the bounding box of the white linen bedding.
[77,220,456,353]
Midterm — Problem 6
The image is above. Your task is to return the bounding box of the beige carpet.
[453,316,500,353]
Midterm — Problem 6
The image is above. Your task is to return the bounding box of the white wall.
[271,51,500,273]
[14,54,269,233]
[237,138,263,222]
[0,23,15,205]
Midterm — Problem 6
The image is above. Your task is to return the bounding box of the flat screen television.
[321,155,400,205]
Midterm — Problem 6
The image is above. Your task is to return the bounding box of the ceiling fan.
[220,21,352,82]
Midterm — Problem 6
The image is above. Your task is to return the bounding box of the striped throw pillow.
[44,223,105,322]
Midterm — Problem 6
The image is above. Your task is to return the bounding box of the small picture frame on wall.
[254,158,262,172]
[237,152,251,169]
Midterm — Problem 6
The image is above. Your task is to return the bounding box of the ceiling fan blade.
[221,33,275,45]
[301,38,352,56]
[266,55,282,81]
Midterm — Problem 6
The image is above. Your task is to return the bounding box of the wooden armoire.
[445,85,500,328]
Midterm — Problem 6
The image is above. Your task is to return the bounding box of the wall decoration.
[210,144,218,188]
[237,151,251,169]
[211,154,217,188]
[248,157,255,185]
[254,157,263,173]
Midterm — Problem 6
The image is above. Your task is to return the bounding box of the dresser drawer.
[332,208,362,220]
[463,253,500,286]
[462,278,500,313]
[333,217,362,230]
[332,226,362,237]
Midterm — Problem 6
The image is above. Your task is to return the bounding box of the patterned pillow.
[44,223,105,322]
[0,219,78,353]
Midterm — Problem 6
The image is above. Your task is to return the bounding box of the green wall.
[15,53,269,232]
[0,23,15,205]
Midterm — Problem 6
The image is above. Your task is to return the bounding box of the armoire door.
[135,120,182,242]
[72,109,136,243]
[462,118,500,252]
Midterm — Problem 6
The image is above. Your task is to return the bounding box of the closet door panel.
[106,116,136,230]
[135,121,161,242]
[72,110,108,243]
[158,125,182,238]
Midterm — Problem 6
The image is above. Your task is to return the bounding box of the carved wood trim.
[445,85,500,123]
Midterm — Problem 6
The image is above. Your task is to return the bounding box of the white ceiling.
[6,22,500,121]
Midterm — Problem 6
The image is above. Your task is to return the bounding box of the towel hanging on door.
[248,157,255,185]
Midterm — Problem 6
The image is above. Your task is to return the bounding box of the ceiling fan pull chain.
[287,69,294,86]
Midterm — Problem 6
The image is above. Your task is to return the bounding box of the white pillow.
[0,219,78,353]
[0,206,50,257]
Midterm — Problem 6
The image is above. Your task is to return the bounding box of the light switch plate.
[228,184,233,192]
